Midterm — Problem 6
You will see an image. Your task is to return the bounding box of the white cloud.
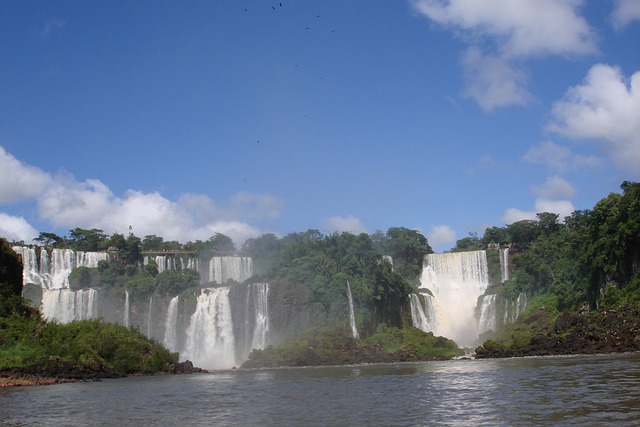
[0,145,283,247]
[534,198,575,219]
[411,0,597,110]
[532,176,576,199]
[322,215,367,235]
[548,64,640,177]
[461,47,533,110]
[35,178,282,246]
[0,213,38,243]
[412,0,596,58]
[502,198,575,224]
[502,207,537,224]
[0,147,52,203]
[427,225,457,250]
[502,177,576,224]
[523,141,601,173]
[612,0,640,30]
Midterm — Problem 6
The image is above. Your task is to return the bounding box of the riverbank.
[475,304,640,358]
[0,360,207,387]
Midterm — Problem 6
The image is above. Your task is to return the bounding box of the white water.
[504,292,528,324]
[250,283,270,351]
[419,251,489,346]
[164,296,180,352]
[41,288,98,323]
[499,248,510,282]
[346,280,359,339]
[144,255,198,273]
[208,257,253,284]
[183,287,236,369]
[12,246,109,289]
[478,294,497,333]
[410,293,439,333]
[147,295,155,338]
[123,290,130,327]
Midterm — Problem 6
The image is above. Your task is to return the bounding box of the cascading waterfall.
[410,293,439,333]
[147,295,155,339]
[41,288,98,323]
[346,280,359,339]
[164,296,180,352]
[183,287,236,370]
[208,257,253,284]
[503,292,528,324]
[12,246,109,289]
[410,294,429,331]
[499,248,510,282]
[419,251,489,346]
[478,294,497,333]
[250,283,270,351]
[123,290,130,327]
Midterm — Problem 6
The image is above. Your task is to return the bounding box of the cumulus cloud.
[502,177,576,224]
[411,0,597,110]
[523,141,601,173]
[0,147,52,203]
[322,215,367,235]
[427,225,457,250]
[611,0,640,30]
[0,213,38,242]
[461,47,533,110]
[0,145,282,247]
[532,176,576,199]
[547,64,640,177]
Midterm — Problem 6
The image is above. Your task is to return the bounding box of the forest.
[1,181,639,374]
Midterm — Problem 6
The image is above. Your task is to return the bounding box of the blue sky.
[1,0,639,252]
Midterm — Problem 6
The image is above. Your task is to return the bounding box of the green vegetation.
[241,325,461,368]
[0,239,178,379]
[478,181,640,311]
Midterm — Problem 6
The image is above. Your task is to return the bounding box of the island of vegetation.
[1,181,638,381]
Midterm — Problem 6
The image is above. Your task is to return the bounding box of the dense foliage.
[241,325,461,368]
[476,181,640,311]
[0,241,178,378]
[242,228,432,330]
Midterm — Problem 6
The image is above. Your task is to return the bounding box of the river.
[2,352,639,426]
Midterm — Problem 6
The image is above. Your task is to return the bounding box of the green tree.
[68,228,109,251]
[33,232,64,248]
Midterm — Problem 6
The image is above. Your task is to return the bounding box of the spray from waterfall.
[183,288,236,370]
[346,280,359,339]
[419,251,489,346]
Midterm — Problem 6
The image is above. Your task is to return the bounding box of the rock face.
[475,305,640,358]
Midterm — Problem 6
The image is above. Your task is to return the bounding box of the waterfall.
[123,290,130,327]
[41,288,98,323]
[504,292,528,324]
[251,283,270,350]
[410,294,429,331]
[346,280,359,339]
[164,296,180,352]
[183,287,236,370]
[499,248,510,282]
[208,257,253,284]
[147,295,155,338]
[12,246,109,289]
[478,294,497,333]
[410,293,439,333]
[419,251,489,346]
